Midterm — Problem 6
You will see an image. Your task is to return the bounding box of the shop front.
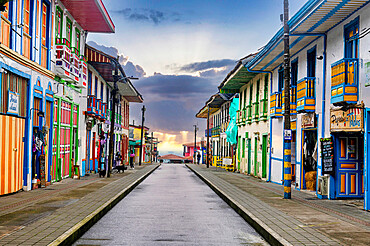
[330,106,364,199]
[300,113,318,191]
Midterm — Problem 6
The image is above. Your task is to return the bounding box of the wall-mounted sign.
[365,60,370,87]
[330,107,363,132]
[301,113,315,129]
[7,91,19,115]
[284,129,292,141]
[320,137,334,175]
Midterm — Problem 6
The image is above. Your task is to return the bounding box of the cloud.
[178,59,236,73]
[113,8,181,25]
[87,41,146,78]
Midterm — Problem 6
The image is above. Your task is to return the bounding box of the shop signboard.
[330,107,363,132]
[7,91,19,115]
[320,137,334,175]
[301,113,315,129]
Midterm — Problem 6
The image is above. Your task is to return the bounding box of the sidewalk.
[187,164,370,246]
[0,164,159,246]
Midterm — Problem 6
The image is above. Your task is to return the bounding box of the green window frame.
[75,28,81,51]
[55,7,63,42]
[66,18,72,45]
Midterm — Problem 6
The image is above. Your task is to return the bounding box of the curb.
[186,164,291,246]
[48,164,160,246]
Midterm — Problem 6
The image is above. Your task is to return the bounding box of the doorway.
[334,134,364,198]
[302,130,317,190]
[262,135,268,178]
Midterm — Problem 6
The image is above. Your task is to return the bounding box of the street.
[74,164,268,245]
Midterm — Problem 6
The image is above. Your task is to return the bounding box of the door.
[247,139,251,175]
[254,137,258,176]
[262,135,267,178]
[335,135,364,198]
[92,132,96,171]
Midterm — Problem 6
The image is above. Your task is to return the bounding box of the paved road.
[74,164,268,245]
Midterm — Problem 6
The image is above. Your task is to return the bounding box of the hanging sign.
[7,91,19,115]
[320,137,334,175]
[284,129,292,141]
[330,107,363,132]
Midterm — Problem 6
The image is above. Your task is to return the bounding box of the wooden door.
[336,135,364,198]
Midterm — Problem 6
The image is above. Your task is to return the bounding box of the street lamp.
[139,105,146,166]
[193,124,198,164]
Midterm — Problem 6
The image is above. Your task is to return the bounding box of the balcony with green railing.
[246,105,252,124]
[252,101,259,122]
[259,98,268,121]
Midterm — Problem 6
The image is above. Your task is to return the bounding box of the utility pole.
[139,105,146,166]
[206,105,210,168]
[193,124,198,164]
[283,0,292,199]
[107,66,119,178]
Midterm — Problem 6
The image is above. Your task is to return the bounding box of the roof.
[85,45,144,103]
[158,154,184,160]
[218,54,257,93]
[60,0,115,33]
[247,0,370,71]
[195,93,234,118]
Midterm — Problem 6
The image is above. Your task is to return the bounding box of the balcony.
[87,95,97,115]
[260,98,268,121]
[79,56,87,88]
[282,86,297,115]
[55,38,72,80]
[236,110,242,125]
[101,102,107,120]
[297,77,315,113]
[331,58,358,105]
[70,48,80,83]
[212,126,220,136]
[241,107,246,125]
[252,101,259,122]
[246,105,252,124]
[270,92,283,118]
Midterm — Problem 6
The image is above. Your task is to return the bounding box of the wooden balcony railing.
[297,77,315,112]
[270,91,283,118]
[331,58,358,104]
[282,85,297,115]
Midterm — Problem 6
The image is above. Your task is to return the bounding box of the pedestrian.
[130,151,135,169]
[197,152,201,164]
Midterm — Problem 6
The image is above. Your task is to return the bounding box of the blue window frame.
[100,82,104,100]
[88,70,92,95]
[278,67,284,92]
[307,46,316,78]
[94,76,98,96]
[344,17,359,59]
[291,59,298,86]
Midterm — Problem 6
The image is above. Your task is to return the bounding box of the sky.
[88,0,308,156]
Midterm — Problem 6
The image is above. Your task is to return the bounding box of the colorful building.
[244,0,370,210]
[219,56,270,179]
[129,124,150,164]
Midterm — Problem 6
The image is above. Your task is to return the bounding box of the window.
[264,75,268,100]
[55,7,63,42]
[344,18,359,59]
[75,28,81,51]
[41,2,48,68]
[307,47,316,78]
[1,2,12,48]
[100,82,104,100]
[23,0,32,59]
[1,72,28,117]
[88,70,92,95]
[66,18,72,46]
[94,76,98,96]
[278,67,284,92]
[291,60,298,86]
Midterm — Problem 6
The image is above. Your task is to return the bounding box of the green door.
[262,135,267,178]
[254,137,258,176]
[247,139,251,174]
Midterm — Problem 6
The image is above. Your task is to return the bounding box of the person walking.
[130,151,135,169]
[197,152,201,164]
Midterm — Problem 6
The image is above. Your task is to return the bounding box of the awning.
[60,0,115,33]
[86,45,144,102]
[219,54,257,93]
[247,0,369,71]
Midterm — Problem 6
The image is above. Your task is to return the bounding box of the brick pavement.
[187,164,370,246]
[0,164,159,246]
